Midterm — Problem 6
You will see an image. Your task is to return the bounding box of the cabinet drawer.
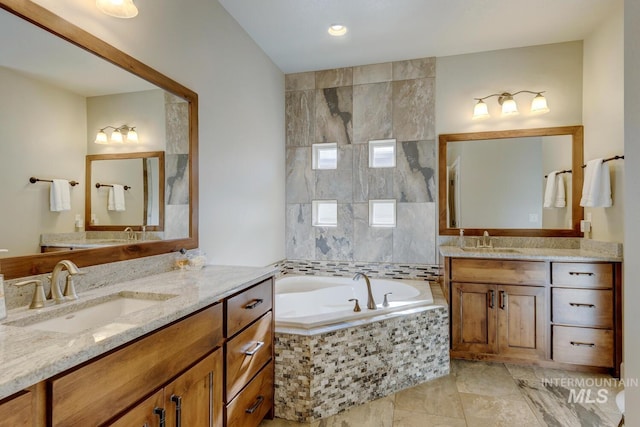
[0,390,32,427]
[227,312,273,402]
[227,278,273,337]
[553,326,613,368]
[551,263,613,288]
[51,304,223,427]
[226,361,274,427]
[451,258,546,285]
[552,289,613,328]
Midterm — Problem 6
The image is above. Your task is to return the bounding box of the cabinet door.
[108,390,164,427]
[0,390,32,427]
[451,282,497,353]
[497,285,546,359]
[164,350,224,427]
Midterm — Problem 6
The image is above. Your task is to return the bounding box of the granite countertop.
[439,245,623,262]
[0,264,276,400]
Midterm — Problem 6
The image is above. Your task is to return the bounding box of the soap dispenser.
[459,229,465,248]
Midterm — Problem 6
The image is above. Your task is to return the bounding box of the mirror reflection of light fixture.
[328,24,348,36]
[472,90,549,119]
[94,125,139,144]
[96,0,138,19]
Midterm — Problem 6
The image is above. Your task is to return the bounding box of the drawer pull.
[499,290,507,310]
[245,395,265,414]
[489,290,495,309]
[568,271,595,276]
[244,341,265,356]
[570,341,595,348]
[170,395,182,427]
[245,299,264,310]
[569,302,596,308]
[153,407,166,427]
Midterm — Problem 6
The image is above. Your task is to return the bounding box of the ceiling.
[217,0,621,74]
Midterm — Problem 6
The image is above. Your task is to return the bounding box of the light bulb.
[94,130,108,144]
[111,129,123,143]
[472,100,490,119]
[328,25,347,36]
[501,96,519,115]
[96,0,138,18]
[126,128,138,143]
[530,93,550,114]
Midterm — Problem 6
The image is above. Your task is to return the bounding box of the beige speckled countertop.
[439,245,623,262]
[0,264,276,400]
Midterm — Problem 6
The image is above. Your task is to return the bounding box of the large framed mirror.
[0,0,198,279]
[439,126,583,237]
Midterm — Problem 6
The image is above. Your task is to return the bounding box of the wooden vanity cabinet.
[0,388,38,427]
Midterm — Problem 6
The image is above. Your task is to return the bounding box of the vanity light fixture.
[472,90,549,119]
[328,24,348,36]
[94,125,138,144]
[96,0,138,19]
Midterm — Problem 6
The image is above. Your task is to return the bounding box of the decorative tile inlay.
[165,154,189,204]
[392,78,435,142]
[392,57,436,80]
[274,302,449,422]
[394,140,436,202]
[286,147,314,203]
[286,90,315,147]
[286,71,315,91]
[393,203,436,264]
[315,87,353,145]
[353,62,393,85]
[316,67,353,88]
[353,82,393,142]
[280,260,441,281]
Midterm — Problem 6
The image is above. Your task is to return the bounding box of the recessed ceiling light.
[328,24,347,37]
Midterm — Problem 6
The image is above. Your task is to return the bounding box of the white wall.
[0,67,86,256]
[31,0,286,266]
[624,0,640,422]
[436,41,583,135]
[582,3,624,242]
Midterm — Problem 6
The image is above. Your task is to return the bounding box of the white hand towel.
[543,171,558,208]
[580,159,612,207]
[50,179,71,212]
[554,174,566,208]
[107,185,126,211]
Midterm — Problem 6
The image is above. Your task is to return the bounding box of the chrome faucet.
[50,260,83,303]
[477,230,493,248]
[124,227,136,240]
[353,272,377,310]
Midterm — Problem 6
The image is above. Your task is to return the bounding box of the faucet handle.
[63,276,78,300]
[382,292,392,307]
[13,279,46,309]
[348,298,362,312]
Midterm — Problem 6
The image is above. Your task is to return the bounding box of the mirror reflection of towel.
[50,179,71,211]
[107,184,126,211]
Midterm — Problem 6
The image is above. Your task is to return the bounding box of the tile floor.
[260,359,623,427]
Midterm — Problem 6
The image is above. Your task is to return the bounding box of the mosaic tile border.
[273,259,442,281]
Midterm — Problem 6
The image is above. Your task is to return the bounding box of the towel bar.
[29,177,79,186]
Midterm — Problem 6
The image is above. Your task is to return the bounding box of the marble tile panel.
[353,203,393,263]
[316,396,395,427]
[286,204,315,260]
[393,410,468,427]
[353,62,393,85]
[394,140,436,202]
[315,145,353,203]
[394,375,464,419]
[286,147,313,203]
[393,203,436,264]
[316,67,353,88]
[392,78,435,142]
[459,392,540,427]
[315,87,353,145]
[164,91,185,104]
[286,90,315,147]
[453,360,521,397]
[392,57,436,80]
[353,82,393,142]
[315,204,354,261]
[286,72,315,91]
[164,204,189,240]
[353,144,394,202]
[165,154,189,204]
[165,101,189,154]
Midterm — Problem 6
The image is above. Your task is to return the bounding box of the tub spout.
[353,272,377,310]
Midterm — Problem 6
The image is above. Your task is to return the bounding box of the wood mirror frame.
[438,125,583,237]
[0,0,198,279]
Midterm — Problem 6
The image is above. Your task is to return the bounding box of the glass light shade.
[126,128,139,142]
[501,97,519,115]
[530,94,550,114]
[328,25,347,36]
[110,129,124,143]
[472,100,490,119]
[94,130,108,144]
[96,0,138,18]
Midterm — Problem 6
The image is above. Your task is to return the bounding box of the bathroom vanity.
[441,247,622,377]
[0,265,276,427]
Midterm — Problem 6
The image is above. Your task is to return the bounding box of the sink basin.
[460,247,522,254]
[7,291,176,334]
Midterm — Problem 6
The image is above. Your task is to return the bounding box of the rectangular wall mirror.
[0,0,198,279]
[438,126,583,237]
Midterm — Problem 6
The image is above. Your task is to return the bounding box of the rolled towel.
[554,173,566,208]
[580,159,612,207]
[543,171,557,208]
[107,184,126,211]
[50,179,71,211]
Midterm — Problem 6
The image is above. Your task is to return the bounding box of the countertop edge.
[438,246,623,262]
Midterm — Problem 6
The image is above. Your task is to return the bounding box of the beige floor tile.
[453,360,521,397]
[393,409,468,427]
[316,395,395,427]
[260,417,320,427]
[459,392,541,427]
[395,375,464,418]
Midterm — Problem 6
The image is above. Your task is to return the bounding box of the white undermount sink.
[6,291,176,334]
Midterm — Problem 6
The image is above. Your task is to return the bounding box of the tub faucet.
[353,272,377,310]
[50,260,84,304]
